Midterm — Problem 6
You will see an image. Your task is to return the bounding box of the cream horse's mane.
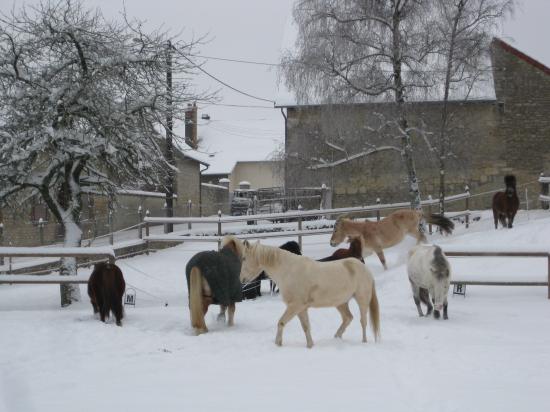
[221,235,245,259]
[248,241,284,267]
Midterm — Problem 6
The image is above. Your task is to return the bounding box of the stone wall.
[283,39,550,211]
[201,183,230,217]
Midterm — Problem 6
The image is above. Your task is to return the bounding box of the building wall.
[201,183,230,217]
[284,40,550,210]
[230,161,284,192]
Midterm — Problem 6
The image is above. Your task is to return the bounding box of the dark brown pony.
[318,237,364,263]
[492,175,520,229]
[87,262,126,326]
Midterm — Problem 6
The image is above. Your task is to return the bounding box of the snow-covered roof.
[196,105,284,176]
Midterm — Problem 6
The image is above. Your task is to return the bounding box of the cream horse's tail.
[369,286,381,342]
[189,266,208,335]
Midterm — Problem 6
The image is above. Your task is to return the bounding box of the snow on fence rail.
[0,246,115,278]
[443,245,550,299]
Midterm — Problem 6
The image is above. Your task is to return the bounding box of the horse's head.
[239,240,263,284]
[330,216,348,247]
[504,175,517,197]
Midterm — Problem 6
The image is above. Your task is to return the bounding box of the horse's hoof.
[195,328,208,335]
[307,342,314,349]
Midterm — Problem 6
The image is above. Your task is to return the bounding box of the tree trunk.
[60,219,82,307]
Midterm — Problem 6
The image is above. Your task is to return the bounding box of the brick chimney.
[185,102,198,149]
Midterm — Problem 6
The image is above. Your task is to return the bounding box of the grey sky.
[0,0,547,109]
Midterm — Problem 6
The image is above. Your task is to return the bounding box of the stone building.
[277,38,550,210]
[0,146,210,247]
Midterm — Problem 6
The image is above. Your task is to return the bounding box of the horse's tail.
[189,266,208,335]
[369,286,381,342]
[425,214,455,235]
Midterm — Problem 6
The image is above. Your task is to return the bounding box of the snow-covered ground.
[1,210,550,412]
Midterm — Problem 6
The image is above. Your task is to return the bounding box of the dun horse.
[186,236,244,335]
[87,262,126,326]
[239,240,380,348]
[492,175,520,229]
[330,210,454,269]
[407,244,451,320]
[319,237,364,263]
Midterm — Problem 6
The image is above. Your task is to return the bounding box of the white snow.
[1,210,550,412]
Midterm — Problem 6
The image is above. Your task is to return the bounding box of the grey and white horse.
[407,244,451,320]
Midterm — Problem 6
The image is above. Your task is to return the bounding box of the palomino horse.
[245,240,302,298]
[407,244,451,320]
[492,175,520,229]
[318,237,364,263]
[239,240,380,348]
[87,262,126,326]
[330,210,454,270]
[186,236,244,335]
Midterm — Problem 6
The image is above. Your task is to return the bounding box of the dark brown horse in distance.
[492,175,520,229]
[330,210,454,270]
[87,262,126,326]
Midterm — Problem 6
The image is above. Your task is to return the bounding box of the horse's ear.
[243,240,250,248]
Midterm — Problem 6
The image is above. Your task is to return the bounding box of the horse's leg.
[354,296,369,343]
[334,303,353,339]
[499,214,506,229]
[410,283,424,317]
[297,309,314,348]
[419,288,432,316]
[492,208,499,229]
[443,299,449,320]
[275,304,303,347]
[217,305,227,323]
[375,249,387,270]
[227,303,236,327]
[507,212,514,228]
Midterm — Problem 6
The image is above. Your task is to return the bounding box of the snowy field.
[1,210,550,412]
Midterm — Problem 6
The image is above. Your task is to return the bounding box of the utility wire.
[189,53,280,67]
[177,50,276,104]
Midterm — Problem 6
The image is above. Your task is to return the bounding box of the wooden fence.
[0,246,115,283]
[143,191,471,249]
[444,246,550,299]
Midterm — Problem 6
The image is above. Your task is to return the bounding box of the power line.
[189,53,280,67]
[176,50,276,104]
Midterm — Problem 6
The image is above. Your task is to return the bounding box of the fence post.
[0,222,4,266]
[145,210,150,255]
[38,217,45,245]
[108,210,114,245]
[465,185,470,229]
[138,206,143,240]
[540,172,549,210]
[427,196,433,235]
[547,254,550,300]
[376,198,381,222]
[187,200,192,230]
[217,210,222,250]
[297,204,303,250]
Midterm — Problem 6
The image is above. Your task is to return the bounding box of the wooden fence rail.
[444,248,550,299]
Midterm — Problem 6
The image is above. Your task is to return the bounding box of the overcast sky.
[0,0,547,116]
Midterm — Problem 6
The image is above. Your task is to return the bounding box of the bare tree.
[0,0,212,306]
[281,0,439,210]
[433,0,514,214]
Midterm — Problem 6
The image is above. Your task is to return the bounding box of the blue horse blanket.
[185,246,242,306]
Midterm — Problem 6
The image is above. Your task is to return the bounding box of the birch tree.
[281,0,438,210]
[0,0,210,306]
[433,0,514,214]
